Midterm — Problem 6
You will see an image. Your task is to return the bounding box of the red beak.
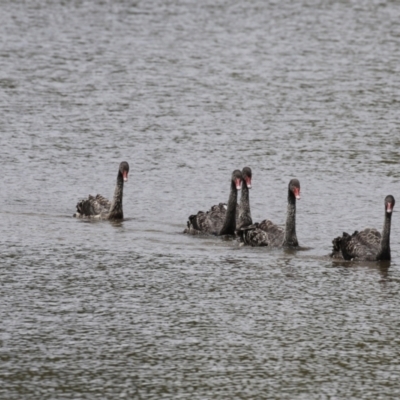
[293,187,300,200]
[387,203,393,213]
[245,177,252,189]
[123,171,128,182]
[235,178,242,190]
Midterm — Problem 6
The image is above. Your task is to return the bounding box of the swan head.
[289,179,301,200]
[385,195,395,214]
[232,169,243,190]
[119,161,130,182]
[242,166,252,189]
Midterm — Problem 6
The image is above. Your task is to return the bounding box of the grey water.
[1,0,400,398]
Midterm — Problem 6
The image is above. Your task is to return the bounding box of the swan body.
[73,161,129,220]
[184,170,243,236]
[330,195,395,261]
[239,179,301,248]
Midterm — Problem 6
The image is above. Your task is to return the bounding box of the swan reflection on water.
[330,259,391,282]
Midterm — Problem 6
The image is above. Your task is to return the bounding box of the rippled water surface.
[2,0,400,398]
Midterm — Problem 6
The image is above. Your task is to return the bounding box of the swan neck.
[378,211,392,260]
[109,171,124,219]
[283,190,298,246]
[238,183,252,230]
[219,180,238,235]
[241,182,249,204]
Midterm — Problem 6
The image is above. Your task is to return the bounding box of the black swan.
[238,179,301,247]
[184,169,243,236]
[73,161,129,220]
[236,167,253,231]
[330,195,395,261]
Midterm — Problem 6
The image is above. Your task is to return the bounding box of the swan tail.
[74,194,111,218]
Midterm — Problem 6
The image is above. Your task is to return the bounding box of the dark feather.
[239,220,284,246]
[185,203,228,235]
[331,229,381,261]
[330,195,394,262]
[184,169,243,236]
[238,178,300,248]
[73,161,129,220]
[74,194,111,218]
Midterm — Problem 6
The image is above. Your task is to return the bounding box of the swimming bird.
[73,161,129,220]
[330,195,395,261]
[238,179,301,247]
[184,169,243,236]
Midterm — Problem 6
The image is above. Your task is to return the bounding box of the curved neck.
[237,184,252,230]
[108,171,124,219]
[219,180,238,236]
[377,211,392,260]
[283,190,298,247]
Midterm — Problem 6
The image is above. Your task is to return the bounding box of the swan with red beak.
[184,169,243,236]
[74,161,129,220]
[238,178,301,248]
[330,195,395,261]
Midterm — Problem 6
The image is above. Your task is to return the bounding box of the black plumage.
[238,179,301,248]
[330,195,395,261]
[74,161,129,220]
[236,167,253,231]
[184,170,243,236]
